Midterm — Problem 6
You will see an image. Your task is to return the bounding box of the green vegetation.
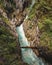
[28,0,52,51]
[0,0,52,64]
[0,14,11,26]
[38,18,52,51]
[0,24,17,65]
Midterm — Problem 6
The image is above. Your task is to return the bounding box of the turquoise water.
[16,24,45,65]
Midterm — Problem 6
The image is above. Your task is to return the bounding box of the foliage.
[28,0,52,50]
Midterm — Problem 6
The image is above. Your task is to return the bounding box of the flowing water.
[16,24,46,65]
[16,0,46,65]
[24,0,35,21]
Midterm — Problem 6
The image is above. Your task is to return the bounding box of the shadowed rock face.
[4,0,32,11]
[13,0,31,11]
[0,0,32,26]
[38,46,52,64]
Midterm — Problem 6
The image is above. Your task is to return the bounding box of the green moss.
[0,14,11,27]
[38,18,52,51]
[38,22,44,29]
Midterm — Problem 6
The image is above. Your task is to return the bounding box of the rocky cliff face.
[0,0,32,27]
[23,20,52,64]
